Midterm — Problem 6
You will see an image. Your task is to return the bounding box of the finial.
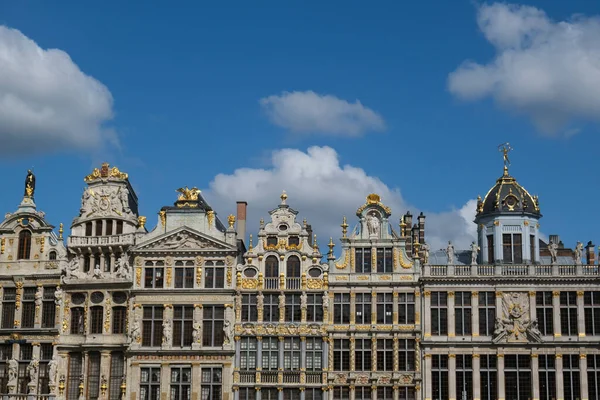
[58,223,64,240]
[328,237,335,255]
[227,214,236,229]
[400,216,407,237]
[260,217,265,228]
[341,216,348,238]
[313,234,318,250]
[280,190,288,205]
[249,234,253,251]
[498,142,513,176]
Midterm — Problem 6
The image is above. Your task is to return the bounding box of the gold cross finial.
[498,142,513,175]
[341,216,348,238]
[328,237,335,255]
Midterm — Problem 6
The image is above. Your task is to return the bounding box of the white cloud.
[0,26,115,154]
[448,3,600,134]
[260,91,386,136]
[204,146,477,252]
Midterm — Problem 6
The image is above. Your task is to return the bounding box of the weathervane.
[498,142,513,175]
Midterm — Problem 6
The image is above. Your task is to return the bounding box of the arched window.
[286,256,301,278]
[17,231,32,260]
[49,251,57,260]
[265,256,279,278]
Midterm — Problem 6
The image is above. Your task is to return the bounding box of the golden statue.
[24,170,35,197]
[498,142,513,169]
[176,187,201,201]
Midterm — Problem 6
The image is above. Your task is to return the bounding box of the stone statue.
[162,320,172,345]
[256,293,264,309]
[366,212,381,237]
[65,258,86,280]
[27,356,39,384]
[300,292,307,309]
[527,319,543,342]
[493,318,508,342]
[279,293,286,308]
[80,187,92,214]
[223,320,233,345]
[446,241,455,265]
[54,286,64,307]
[421,242,430,265]
[322,291,329,308]
[119,187,131,214]
[493,292,541,344]
[7,358,18,387]
[470,241,480,265]
[47,353,58,387]
[24,170,36,197]
[575,242,583,265]
[116,252,131,280]
[548,240,558,264]
[129,314,141,344]
[192,322,201,343]
[92,264,104,279]
[35,286,43,309]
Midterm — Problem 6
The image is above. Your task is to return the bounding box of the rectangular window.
[588,354,600,400]
[142,306,164,347]
[502,233,522,263]
[376,248,393,273]
[536,292,554,335]
[144,263,164,288]
[261,337,278,370]
[0,344,13,394]
[140,367,161,400]
[21,287,36,328]
[398,387,416,400]
[282,389,301,400]
[505,354,531,400]
[170,367,191,400]
[355,338,372,371]
[538,354,556,400]
[305,388,322,400]
[355,386,370,400]
[95,221,103,236]
[306,294,323,323]
[398,293,415,324]
[285,294,302,323]
[480,355,497,400]
[37,343,53,395]
[333,339,350,371]
[456,354,473,400]
[377,386,394,400]
[1,288,16,329]
[431,292,448,335]
[239,388,257,400]
[333,293,350,324]
[431,354,449,400]
[563,354,580,400]
[560,291,578,336]
[584,291,600,335]
[241,294,258,322]
[202,306,224,347]
[530,234,536,262]
[174,262,195,288]
[398,339,415,371]
[283,338,301,370]
[331,387,349,400]
[262,388,278,400]
[172,305,193,347]
[112,307,127,334]
[116,220,123,235]
[70,307,84,334]
[41,287,56,328]
[87,352,101,400]
[487,235,494,263]
[355,248,371,273]
[204,264,225,289]
[377,293,393,324]
[200,367,222,400]
[455,292,472,336]
[90,306,104,334]
[263,294,278,323]
[376,339,393,371]
[67,352,82,400]
[478,292,495,336]
[109,352,125,400]
[305,338,322,371]
[354,293,372,324]
[240,338,257,370]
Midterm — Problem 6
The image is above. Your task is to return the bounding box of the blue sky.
[0,0,599,251]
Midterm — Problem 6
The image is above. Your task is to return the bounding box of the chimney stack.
[549,234,560,245]
[418,212,426,245]
[586,241,596,265]
[236,201,247,242]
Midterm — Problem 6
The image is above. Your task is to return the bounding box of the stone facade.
[0,153,598,400]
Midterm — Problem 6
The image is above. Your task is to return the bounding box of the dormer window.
[17,231,32,260]
[288,236,300,247]
[266,236,277,247]
[502,233,522,263]
[279,224,288,231]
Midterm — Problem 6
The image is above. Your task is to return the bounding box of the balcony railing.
[239,371,256,384]
[261,371,278,384]
[306,372,322,384]
[263,278,279,290]
[424,264,599,278]
[68,233,135,247]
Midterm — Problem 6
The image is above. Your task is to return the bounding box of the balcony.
[424,264,599,278]
[68,233,135,248]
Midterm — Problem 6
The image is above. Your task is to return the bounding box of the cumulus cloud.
[0,26,115,154]
[260,91,386,136]
[203,146,477,252]
[448,3,600,134]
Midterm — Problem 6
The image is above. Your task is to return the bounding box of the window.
[286,256,301,277]
[142,306,164,347]
[377,339,393,371]
[431,292,448,335]
[36,344,53,394]
[478,292,495,336]
[266,236,277,247]
[173,306,193,347]
[398,387,415,400]
[398,293,415,324]
[200,367,222,400]
[306,294,323,323]
[333,293,350,324]
[455,292,472,336]
[355,386,370,400]
[505,354,531,400]
[262,388,278,400]
[90,306,104,334]
[480,355,497,400]
[106,220,113,236]
[87,352,101,400]
[377,387,393,400]
[431,354,448,400]
[486,235,494,263]
[0,344,12,393]
[239,388,257,400]
[305,338,322,371]
[41,287,56,328]
[1,288,15,329]
[288,236,300,247]
[67,353,83,400]
[85,222,93,236]
[538,354,556,400]
[140,367,161,400]
[285,294,301,323]
[502,233,522,263]
[377,293,393,324]
[355,293,372,324]
[398,339,415,371]
[530,234,536,262]
[70,307,84,334]
[95,221,103,236]
[144,261,164,288]
[355,248,371,273]
[333,339,350,371]
[17,231,32,260]
[261,337,278,370]
[241,294,258,322]
[589,355,600,400]
[265,255,278,277]
[116,220,123,234]
[170,367,191,400]
[109,352,125,400]
[456,354,473,400]
[21,287,36,328]
[562,354,580,400]
[174,261,195,288]
[282,389,301,400]
[202,306,224,347]
[331,387,349,400]
[305,388,322,400]
[240,338,257,370]
[263,294,278,323]
[49,251,57,260]
[560,291,578,336]
[112,307,127,334]
[584,291,600,335]
[355,339,371,371]
[283,338,301,370]
[376,248,393,273]
[536,292,554,335]
[17,344,32,393]
[205,261,225,289]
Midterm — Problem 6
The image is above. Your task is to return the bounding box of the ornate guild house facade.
[0,147,598,400]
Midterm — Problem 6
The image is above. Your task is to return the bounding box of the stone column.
[322,337,329,371]
[28,343,41,395]
[371,337,377,372]
[424,291,431,338]
[350,293,356,325]
[300,337,307,373]
[371,292,377,325]
[415,289,421,329]
[448,354,456,400]
[350,337,355,372]
[81,351,89,400]
[555,354,564,400]
[497,354,505,400]
[192,305,202,350]
[471,291,479,337]
[100,351,111,400]
[472,354,480,400]
[160,363,170,400]
[529,291,536,321]
[579,354,588,400]
[424,355,432,400]
[552,291,561,338]
[392,292,399,325]
[531,354,539,400]
[577,291,586,338]
[447,292,455,338]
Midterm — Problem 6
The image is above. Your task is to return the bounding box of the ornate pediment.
[135,229,232,251]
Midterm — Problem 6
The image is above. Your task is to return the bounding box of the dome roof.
[476,168,541,218]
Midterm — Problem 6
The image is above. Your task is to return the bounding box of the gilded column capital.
[577,290,585,297]
[471,291,478,297]
[424,291,431,297]
[552,290,560,297]
[495,291,503,298]
[447,291,455,297]
[529,291,536,297]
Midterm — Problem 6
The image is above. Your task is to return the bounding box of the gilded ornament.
[552,290,560,297]
[577,290,584,296]
[196,267,202,286]
[0,238,4,254]
[15,282,23,310]
[356,193,392,215]
[166,267,172,286]
[104,299,111,332]
[158,211,166,227]
[306,278,323,290]
[241,278,258,289]
[398,247,413,269]
[195,256,205,266]
[226,267,232,286]
[58,223,64,240]
[206,210,215,227]
[176,186,201,201]
[135,268,142,286]
[138,216,146,229]
[39,237,45,253]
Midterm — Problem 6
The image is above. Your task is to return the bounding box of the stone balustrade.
[67,233,135,248]
[424,264,599,277]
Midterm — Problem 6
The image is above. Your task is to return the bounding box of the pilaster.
[423,291,431,338]
[471,292,479,337]
[579,354,588,400]
[577,291,585,337]
[448,354,456,400]
[531,354,539,400]
[555,354,564,400]
[552,291,561,338]
[447,292,455,337]
[424,355,432,400]
[497,354,504,400]
[472,354,480,400]
[529,291,536,321]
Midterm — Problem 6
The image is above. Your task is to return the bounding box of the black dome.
[476,169,541,218]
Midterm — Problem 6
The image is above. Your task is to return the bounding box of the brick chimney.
[236,201,247,241]
[586,241,596,265]
[418,212,426,245]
